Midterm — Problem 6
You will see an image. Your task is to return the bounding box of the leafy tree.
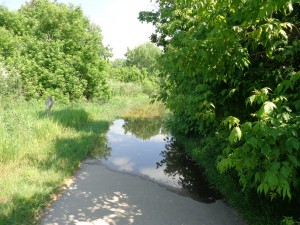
[109,65,146,83]
[140,0,300,208]
[125,42,161,74]
[111,58,126,68]
[107,43,161,96]
[0,58,21,97]
[0,0,111,101]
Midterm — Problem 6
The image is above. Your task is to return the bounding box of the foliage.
[125,42,162,74]
[108,80,144,97]
[140,0,300,220]
[281,217,300,225]
[108,43,162,96]
[0,0,111,101]
[0,59,21,97]
[219,87,300,200]
[169,130,283,225]
[109,65,146,82]
[111,58,126,68]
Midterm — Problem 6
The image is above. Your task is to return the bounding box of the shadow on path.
[40,159,245,225]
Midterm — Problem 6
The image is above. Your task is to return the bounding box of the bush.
[0,61,21,98]
[108,80,143,97]
[0,1,110,102]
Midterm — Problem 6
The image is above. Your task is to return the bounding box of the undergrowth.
[168,121,300,225]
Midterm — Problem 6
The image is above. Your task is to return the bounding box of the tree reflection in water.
[90,133,112,160]
[122,117,166,141]
[157,136,220,203]
[105,117,219,203]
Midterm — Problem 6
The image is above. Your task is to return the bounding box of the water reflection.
[98,119,217,203]
[90,133,111,160]
[123,118,164,141]
[157,136,218,203]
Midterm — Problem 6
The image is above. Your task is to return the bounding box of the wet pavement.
[40,119,245,225]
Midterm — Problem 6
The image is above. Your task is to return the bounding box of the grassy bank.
[0,94,154,225]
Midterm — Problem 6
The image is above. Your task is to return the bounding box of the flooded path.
[99,119,217,203]
[40,119,245,225]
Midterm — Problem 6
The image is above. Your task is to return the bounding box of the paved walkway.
[40,158,245,225]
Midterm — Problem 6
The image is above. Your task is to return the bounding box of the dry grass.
[123,101,167,119]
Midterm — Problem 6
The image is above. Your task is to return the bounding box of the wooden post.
[45,96,55,115]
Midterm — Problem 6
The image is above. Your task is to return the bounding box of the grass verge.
[0,94,153,225]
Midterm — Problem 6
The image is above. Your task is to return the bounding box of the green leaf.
[263,101,277,115]
[257,27,262,41]
[257,183,264,194]
[279,29,288,39]
[263,183,269,195]
[246,95,256,106]
[286,137,300,150]
[280,166,291,179]
[228,127,242,144]
[223,116,240,129]
[267,172,278,188]
[261,144,271,156]
[275,83,284,94]
[270,162,281,172]
[255,172,262,183]
[217,157,233,172]
[253,122,260,133]
[266,49,273,58]
[261,87,272,95]
[248,136,258,148]
[256,101,277,118]
[288,154,300,167]
[241,122,252,132]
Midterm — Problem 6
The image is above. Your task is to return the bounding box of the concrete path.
[40,158,245,225]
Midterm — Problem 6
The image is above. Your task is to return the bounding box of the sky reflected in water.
[99,119,218,203]
[100,119,180,187]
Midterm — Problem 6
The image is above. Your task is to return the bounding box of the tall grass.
[0,94,154,225]
[108,79,159,97]
[108,80,144,97]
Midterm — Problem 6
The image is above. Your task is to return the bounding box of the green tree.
[109,65,146,83]
[0,0,111,101]
[107,43,161,96]
[0,58,21,97]
[140,0,300,206]
[111,58,126,68]
[125,42,161,74]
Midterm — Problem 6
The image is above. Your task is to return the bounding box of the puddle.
[97,119,218,203]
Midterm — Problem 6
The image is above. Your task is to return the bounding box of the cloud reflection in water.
[111,157,135,172]
[99,118,218,203]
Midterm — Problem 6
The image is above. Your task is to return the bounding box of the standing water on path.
[41,117,245,225]
[97,118,218,203]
